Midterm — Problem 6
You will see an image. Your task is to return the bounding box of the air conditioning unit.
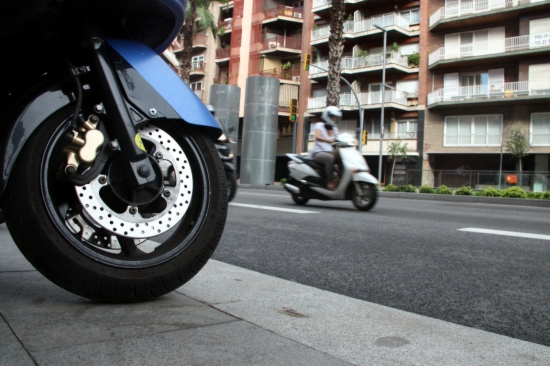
[408,132,417,138]
[308,133,315,141]
[268,42,279,49]
[292,76,300,82]
[294,12,302,19]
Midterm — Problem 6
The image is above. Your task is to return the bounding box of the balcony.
[263,5,303,22]
[308,90,410,112]
[428,34,550,69]
[312,13,417,45]
[310,52,415,78]
[190,61,206,76]
[260,36,301,54]
[427,80,550,108]
[213,77,229,85]
[215,47,231,61]
[361,133,418,155]
[312,0,365,12]
[260,68,301,83]
[218,19,233,33]
[430,0,550,31]
[193,34,208,48]
[532,133,550,146]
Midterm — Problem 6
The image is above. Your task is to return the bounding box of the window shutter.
[530,18,550,48]
[445,33,460,59]
[444,72,459,100]
[399,43,420,56]
[488,68,504,92]
[488,26,505,53]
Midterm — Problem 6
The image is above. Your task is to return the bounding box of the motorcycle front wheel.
[2,106,227,302]
[351,182,377,211]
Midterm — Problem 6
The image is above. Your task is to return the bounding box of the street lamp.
[374,24,388,185]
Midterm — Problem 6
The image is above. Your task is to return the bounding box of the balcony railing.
[312,0,330,8]
[191,61,206,72]
[261,36,301,51]
[193,90,205,100]
[428,80,550,105]
[193,34,208,46]
[216,48,231,59]
[260,68,301,81]
[430,0,548,27]
[264,5,303,20]
[312,26,331,41]
[308,90,408,109]
[429,34,550,66]
[310,52,409,75]
[213,77,229,84]
[343,13,410,35]
[444,133,502,146]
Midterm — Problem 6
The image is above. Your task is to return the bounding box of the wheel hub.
[74,125,194,239]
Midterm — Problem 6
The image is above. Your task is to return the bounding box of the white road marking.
[239,192,288,198]
[229,202,319,214]
[458,228,550,241]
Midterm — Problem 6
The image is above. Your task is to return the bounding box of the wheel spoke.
[118,236,147,257]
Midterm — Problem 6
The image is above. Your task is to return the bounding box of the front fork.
[88,37,156,188]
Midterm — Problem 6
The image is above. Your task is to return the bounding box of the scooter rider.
[309,106,342,190]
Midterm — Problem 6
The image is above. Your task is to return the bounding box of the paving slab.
[0,224,34,272]
[0,315,35,366]
[178,259,550,366]
[30,320,350,366]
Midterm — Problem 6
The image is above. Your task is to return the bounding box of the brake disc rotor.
[74,125,194,239]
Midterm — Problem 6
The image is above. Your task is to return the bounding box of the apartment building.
[309,0,422,186]
[422,0,550,190]
[164,0,550,188]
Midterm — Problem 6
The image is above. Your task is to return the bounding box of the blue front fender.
[107,39,222,136]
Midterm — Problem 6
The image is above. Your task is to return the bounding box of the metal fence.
[393,169,550,192]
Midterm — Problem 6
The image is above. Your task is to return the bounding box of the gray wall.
[240,76,281,185]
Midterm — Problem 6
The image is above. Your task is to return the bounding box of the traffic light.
[289,98,298,122]
[303,53,310,71]
[362,130,368,145]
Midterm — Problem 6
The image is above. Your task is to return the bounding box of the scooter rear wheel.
[291,193,309,205]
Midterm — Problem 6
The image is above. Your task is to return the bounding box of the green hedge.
[398,184,417,193]
[454,186,474,196]
[435,185,453,195]
[383,184,399,192]
[419,186,435,194]
[500,186,527,199]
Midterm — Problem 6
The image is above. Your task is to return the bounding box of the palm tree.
[180,0,225,84]
[388,139,408,185]
[326,0,346,107]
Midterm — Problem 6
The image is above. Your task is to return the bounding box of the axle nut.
[163,190,171,197]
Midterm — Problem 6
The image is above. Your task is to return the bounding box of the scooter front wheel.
[351,182,377,211]
[2,106,227,302]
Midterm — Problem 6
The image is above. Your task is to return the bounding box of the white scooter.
[284,134,379,211]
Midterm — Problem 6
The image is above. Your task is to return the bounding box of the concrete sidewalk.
[1,224,549,365]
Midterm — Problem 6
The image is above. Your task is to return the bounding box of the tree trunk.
[180,3,197,85]
[326,0,345,107]
[391,158,396,185]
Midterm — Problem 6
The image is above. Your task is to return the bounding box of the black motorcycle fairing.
[223,162,236,172]
[0,77,74,195]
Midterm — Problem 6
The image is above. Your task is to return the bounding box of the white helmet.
[322,106,342,126]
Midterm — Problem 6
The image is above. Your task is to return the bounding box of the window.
[400,8,420,25]
[365,119,391,139]
[397,120,418,138]
[531,113,550,146]
[191,56,204,70]
[444,115,502,146]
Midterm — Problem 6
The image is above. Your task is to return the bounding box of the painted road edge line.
[229,202,319,214]
[458,228,550,241]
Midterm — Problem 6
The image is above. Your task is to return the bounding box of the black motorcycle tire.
[226,170,237,202]
[351,182,377,211]
[2,107,227,303]
[291,193,309,205]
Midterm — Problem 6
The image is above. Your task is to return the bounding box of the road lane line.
[458,228,550,241]
[239,192,288,198]
[229,202,319,214]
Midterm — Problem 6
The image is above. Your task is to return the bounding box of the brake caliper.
[64,114,105,175]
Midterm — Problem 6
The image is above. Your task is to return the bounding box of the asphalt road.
[212,189,550,347]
